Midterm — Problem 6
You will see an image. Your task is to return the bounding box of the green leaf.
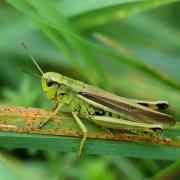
[71,0,179,29]
[57,0,144,17]
[0,105,179,160]
[1,132,180,160]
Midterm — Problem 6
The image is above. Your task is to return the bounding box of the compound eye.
[46,79,54,87]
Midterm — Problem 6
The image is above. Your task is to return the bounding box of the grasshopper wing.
[123,98,168,110]
[79,85,175,128]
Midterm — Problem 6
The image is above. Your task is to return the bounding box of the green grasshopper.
[22,44,175,157]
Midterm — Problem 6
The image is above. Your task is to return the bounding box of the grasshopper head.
[41,72,63,103]
[42,72,78,105]
[21,43,79,105]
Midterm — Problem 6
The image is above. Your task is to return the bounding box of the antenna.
[22,70,41,78]
[21,42,44,75]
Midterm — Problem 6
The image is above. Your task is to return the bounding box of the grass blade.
[0,105,179,160]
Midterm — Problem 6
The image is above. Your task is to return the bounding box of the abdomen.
[69,96,118,119]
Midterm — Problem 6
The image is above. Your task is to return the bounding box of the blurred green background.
[0,0,180,179]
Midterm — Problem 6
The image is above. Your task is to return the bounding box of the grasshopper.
[22,44,175,157]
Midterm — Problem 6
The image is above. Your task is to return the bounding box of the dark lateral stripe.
[138,103,168,110]
[138,103,148,107]
[157,103,168,109]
